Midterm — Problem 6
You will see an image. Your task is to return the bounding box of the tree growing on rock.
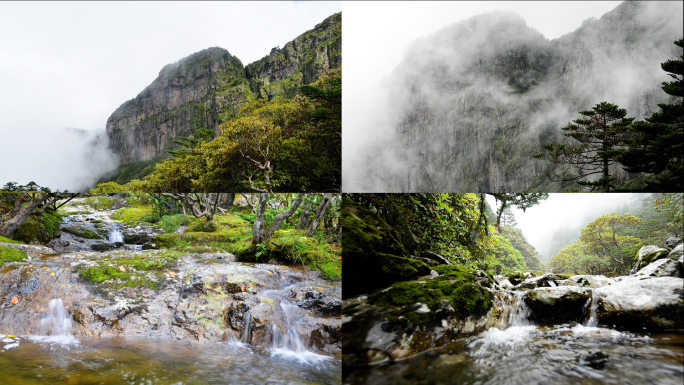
[0,191,78,239]
[534,102,635,192]
[616,39,683,192]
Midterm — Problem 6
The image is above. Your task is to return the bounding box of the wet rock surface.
[524,286,591,324]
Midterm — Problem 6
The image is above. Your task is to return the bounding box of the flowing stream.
[354,290,683,385]
[1,198,341,384]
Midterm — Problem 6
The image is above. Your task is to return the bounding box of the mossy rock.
[14,210,63,244]
[341,199,430,298]
[368,265,493,325]
[0,245,28,264]
[62,226,102,240]
[507,271,527,286]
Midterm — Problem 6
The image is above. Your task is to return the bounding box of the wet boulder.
[493,275,514,290]
[667,244,683,261]
[507,271,532,286]
[634,258,681,278]
[523,286,591,324]
[90,242,117,252]
[665,237,682,249]
[289,285,341,315]
[630,246,669,274]
[513,273,565,290]
[561,274,614,288]
[594,276,684,330]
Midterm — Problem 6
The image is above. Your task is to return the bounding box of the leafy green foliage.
[616,39,683,191]
[535,102,635,192]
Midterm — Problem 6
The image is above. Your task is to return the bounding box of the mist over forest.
[345,1,683,192]
[0,128,118,191]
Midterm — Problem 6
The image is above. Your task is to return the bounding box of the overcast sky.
[485,193,646,258]
[342,1,622,188]
[0,1,340,189]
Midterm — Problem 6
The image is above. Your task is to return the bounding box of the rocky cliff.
[106,12,341,165]
[351,1,682,192]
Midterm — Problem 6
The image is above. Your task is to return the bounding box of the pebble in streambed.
[1,335,20,350]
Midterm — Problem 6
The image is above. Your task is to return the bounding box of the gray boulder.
[524,286,591,324]
[594,276,684,330]
[634,258,681,278]
[667,244,683,261]
[665,237,682,249]
[493,275,514,290]
[630,246,669,274]
[561,274,614,288]
[514,273,560,290]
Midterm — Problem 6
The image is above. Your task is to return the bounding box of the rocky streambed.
[342,241,684,385]
[0,198,341,384]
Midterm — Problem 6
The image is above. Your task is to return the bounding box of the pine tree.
[534,102,635,192]
[616,39,683,191]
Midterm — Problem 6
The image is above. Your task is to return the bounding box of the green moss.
[62,226,102,240]
[0,236,23,244]
[82,196,122,211]
[14,210,63,244]
[0,245,28,264]
[507,271,527,286]
[341,303,360,315]
[75,252,182,291]
[368,265,492,322]
[110,206,153,223]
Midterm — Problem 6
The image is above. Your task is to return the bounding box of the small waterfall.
[497,291,531,328]
[270,300,329,364]
[108,224,124,243]
[30,298,79,346]
[40,299,72,336]
[583,289,599,327]
[241,312,252,344]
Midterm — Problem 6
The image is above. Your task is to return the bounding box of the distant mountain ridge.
[106,12,341,165]
[350,2,681,192]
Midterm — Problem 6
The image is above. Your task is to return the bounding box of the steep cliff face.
[352,1,681,192]
[106,12,341,165]
[245,12,341,100]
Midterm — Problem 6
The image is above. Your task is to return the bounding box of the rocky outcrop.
[523,286,591,324]
[106,13,341,165]
[594,276,684,329]
[350,1,683,192]
[245,12,341,100]
[630,245,670,274]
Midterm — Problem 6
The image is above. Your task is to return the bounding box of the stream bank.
[1,196,341,384]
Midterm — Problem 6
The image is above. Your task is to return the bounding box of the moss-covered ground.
[110,206,154,223]
[0,236,23,244]
[74,250,185,292]
[151,211,341,280]
[0,245,28,264]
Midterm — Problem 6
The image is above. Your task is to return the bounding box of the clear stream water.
[0,298,341,384]
[351,290,683,385]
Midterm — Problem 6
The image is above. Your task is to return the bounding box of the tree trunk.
[0,193,46,239]
[307,193,333,237]
[265,193,305,239]
[296,193,314,230]
[252,193,269,246]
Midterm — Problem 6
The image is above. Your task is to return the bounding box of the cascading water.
[108,224,124,243]
[30,298,79,346]
[270,299,330,365]
[583,289,599,327]
[241,312,252,344]
[506,291,531,327]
